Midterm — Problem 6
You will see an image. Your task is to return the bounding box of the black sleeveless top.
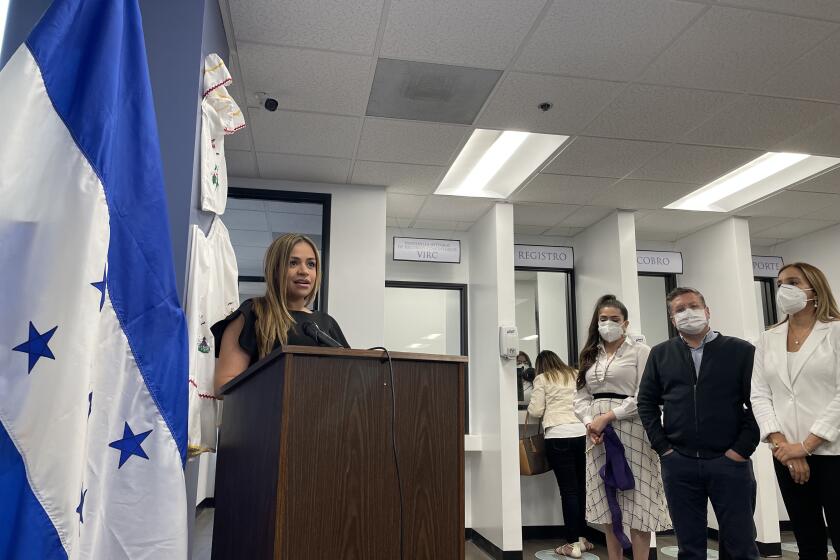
[210,299,350,367]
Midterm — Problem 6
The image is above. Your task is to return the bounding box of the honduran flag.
[0,1,189,558]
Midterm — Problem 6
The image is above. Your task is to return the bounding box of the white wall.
[575,211,642,345]
[770,223,840,297]
[467,203,523,552]
[676,217,780,545]
[232,178,386,349]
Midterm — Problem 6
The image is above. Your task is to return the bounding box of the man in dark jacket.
[638,287,759,560]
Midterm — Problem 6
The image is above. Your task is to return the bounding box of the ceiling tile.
[544,137,667,178]
[513,203,580,226]
[380,0,545,69]
[590,179,699,210]
[756,218,838,240]
[221,209,269,231]
[750,237,784,248]
[634,209,727,234]
[386,217,413,228]
[722,0,840,21]
[735,191,840,218]
[453,222,474,232]
[789,166,840,194]
[748,216,792,234]
[238,44,373,115]
[228,228,272,247]
[773,107,840,157]
[226,150,259,178]
[641,7,836,91]
[250,110,362,158]
[635,230,688,242]
[515,0,704,81]
[512,174,617,205]
[356,118,469,165]
[225,125,253,151]
[543,225,584,237]
[560,206,615,228]
[584,84,737,142]
[386,193,426,219]
[417,196,494,222]
[477,73,623,135]
[800,195,840,220]
[229,0,384,54]
[256,153,351,184]
[412,219,459,231]
[684,95,838,150]
[629,144,763,184]
[756,32,840,103]
[350,161,445,194]
[514,224,551,235]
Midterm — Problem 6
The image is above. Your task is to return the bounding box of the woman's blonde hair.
[253,233,322,358]
[535,350,577,386]
[778,262,840,323]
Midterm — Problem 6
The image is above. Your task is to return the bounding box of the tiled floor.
[194,511,831,560]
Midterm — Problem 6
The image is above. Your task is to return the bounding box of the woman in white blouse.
[751,262,840,559]
[574,295,671,560]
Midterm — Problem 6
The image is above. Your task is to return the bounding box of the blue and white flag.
[0,1,189,558]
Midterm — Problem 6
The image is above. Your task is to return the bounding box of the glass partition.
[637,274,676,347]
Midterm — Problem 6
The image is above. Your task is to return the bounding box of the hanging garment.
[600,425,635,549]
[186,216,239,455]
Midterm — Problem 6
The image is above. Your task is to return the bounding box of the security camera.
[255,92,279,112]
[538,102,553,112]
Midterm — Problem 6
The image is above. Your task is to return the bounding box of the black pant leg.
[812,456,840,555]
[705,456,759,560]
[774,458,828,560]
[661,452,709,560]
[546,436,587,542]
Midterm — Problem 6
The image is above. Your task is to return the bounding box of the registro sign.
[514,245,574,269]
[393,237,461,263]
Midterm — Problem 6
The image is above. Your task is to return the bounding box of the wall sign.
[393,237,461,264]
[752,255,784,278]
[636,251,683,274]
[514,245,574,270]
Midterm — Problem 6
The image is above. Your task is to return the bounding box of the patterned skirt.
[584,397,672,532]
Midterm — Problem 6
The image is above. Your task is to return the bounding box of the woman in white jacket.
[528,350,593,558]
[751,262,840,560]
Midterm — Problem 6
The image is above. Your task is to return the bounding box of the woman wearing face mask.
[574,295,671,560]
[517,351,535,403]
[751,262,840,560]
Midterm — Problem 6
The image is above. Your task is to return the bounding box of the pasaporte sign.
[752,255,784,278]
[514,245,574,269]
[636,251,683,274]
[393,237,461,263]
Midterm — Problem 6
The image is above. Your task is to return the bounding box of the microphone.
[301,321,344,348]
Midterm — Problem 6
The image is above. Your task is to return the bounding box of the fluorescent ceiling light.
[407,343,429,349]
[521,335,539,341]
[666,152,840,212]
[435,129,569,199]
[422,333,442,340]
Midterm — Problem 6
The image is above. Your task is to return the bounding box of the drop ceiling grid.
[220,0,840,242]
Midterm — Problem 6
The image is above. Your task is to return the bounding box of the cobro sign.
[636,251,683,274]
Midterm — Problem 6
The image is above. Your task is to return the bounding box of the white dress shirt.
[751,320,840,455]
[574,336,651,426]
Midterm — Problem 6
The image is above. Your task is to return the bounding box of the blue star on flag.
[13,322,58,373]
[76,489,87,523]
[108,422,153,468]
[91,267,107,311]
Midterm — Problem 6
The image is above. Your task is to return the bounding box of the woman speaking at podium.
[212,233,348,395]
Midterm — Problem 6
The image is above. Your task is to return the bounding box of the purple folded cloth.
[598,424,635,549]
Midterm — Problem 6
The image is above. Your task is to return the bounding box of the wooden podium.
[211,346,466,560]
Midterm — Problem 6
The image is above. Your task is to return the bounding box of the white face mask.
[673,308,708,335]
[776,284,815,316]
[598,320,625,343]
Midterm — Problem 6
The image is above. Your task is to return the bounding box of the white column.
[676,217,781,549]
[575,210,643,343]
[467,202,523,553]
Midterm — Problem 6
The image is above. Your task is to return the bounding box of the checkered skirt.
[585,398,672,532]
